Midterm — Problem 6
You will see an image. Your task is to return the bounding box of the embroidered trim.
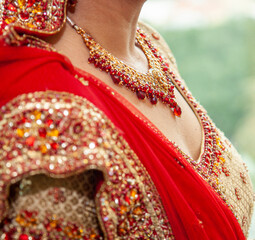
[1,25,56,51]
[0,91,174,239]
[0,0,67,35]
[172,77,254,237]
[130,28,254,236]
[2,209,103,239]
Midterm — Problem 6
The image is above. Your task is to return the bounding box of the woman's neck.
[46,0,148,73]
[68,0,146,58]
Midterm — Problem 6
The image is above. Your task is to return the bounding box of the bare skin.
[47,0,202,161]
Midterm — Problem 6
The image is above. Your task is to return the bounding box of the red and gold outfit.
[0,0,254,239]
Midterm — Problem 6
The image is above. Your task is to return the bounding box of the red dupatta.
[0,41,246,239]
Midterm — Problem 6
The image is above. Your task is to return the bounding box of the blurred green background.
[141,0,255,237]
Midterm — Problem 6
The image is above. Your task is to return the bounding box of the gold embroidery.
[1,25,56,51]
[217,134,254,237]
[0,91,174,239]
[2,172,103,239]
[0,0,67,35]
[141,24,254,236]
[171,77,254,237]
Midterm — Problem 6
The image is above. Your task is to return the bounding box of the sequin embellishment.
[0,0,67,35]
[0,91,174,239]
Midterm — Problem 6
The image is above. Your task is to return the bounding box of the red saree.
[0,36,252,239]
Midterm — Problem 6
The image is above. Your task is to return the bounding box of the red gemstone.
[110,69,117,75]
[19,234,29,240]
[94,53,100,59]
[164,97,170,103]
[99,60,104,66]
[45,222,51,231]
[111,75,122,84]
[41,22,46,29]
[117,72,123,77]
[136,91,146,100]
[105,65,111,71]
[148,88,153,94]
[35,16,44,24]
[123,76,130,84]
[27,0,36,7]
[204,158,210,164]
[0,141,4,149]
[24,210,32,218]
[21,117,28,123]
[7,3,17,12]
[140,33,146,38]
[160,92,164,97]
[3,233,11,240]
[169,99,177,108]
[46,119,53,126]
[125,195,130,205]
[56,225,62,232]
[38,127,47,138]
[143,85,149,91]
[51,142,58,150]
[20,11,29,20]
[150,96,158,105]
[26,136,35,147]
[94,61,99,68]
[174,105,182,117]
[88,57,94,63]
[73,123,83,134]
[155,90,160,97]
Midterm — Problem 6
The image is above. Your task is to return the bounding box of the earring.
[68,0,78,8]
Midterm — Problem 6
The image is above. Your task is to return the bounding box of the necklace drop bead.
[150,96,158,105]
[136,91,146,100]
[111,74,122,84]
[174,106,182,117]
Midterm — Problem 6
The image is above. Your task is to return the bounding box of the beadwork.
[67,17,182,117]
[0,0,67,35]
[1,172,103,239]
[0,13,254,236]
[1,210,103,239]
[171,78,254,236]
[0,91,174,240]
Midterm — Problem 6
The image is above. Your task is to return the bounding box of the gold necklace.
[67,17,182,117]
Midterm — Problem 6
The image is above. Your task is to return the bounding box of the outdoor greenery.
[158,19,254,139]
[155,18,255,160]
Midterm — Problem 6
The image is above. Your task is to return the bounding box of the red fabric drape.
[0,42,245,240]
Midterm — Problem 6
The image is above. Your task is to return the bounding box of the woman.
[0,0,254,239]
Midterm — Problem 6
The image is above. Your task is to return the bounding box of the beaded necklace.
[67,17,182,117]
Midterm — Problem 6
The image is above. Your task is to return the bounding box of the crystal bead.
[136,91,146,100]
[111,75,122,84]
[173,105,182,117]
[19,234,29,240]
[150,96,158,105]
